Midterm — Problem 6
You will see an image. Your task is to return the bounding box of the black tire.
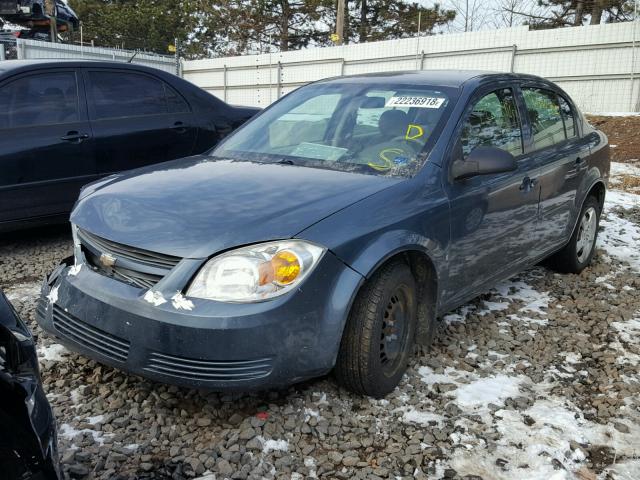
[335,260,417,398]
[549,195,601,274]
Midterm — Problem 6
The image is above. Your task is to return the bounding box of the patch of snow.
[59,423,111,446]
[454,374,524,410]
[38,343,68,362]
[400,407,445,428]
[260,437,289,454]
[598,209,640,271]
[86,415,105,425]
[611,162,640,178]
[479,300,509,314]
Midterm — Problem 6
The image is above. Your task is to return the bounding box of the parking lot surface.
[2,155,639,479]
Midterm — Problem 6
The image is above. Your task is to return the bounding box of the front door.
[442,86,540,305]
[83,68,198,175]
[0,69,95,224]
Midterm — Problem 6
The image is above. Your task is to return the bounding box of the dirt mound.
[586,115,640,163]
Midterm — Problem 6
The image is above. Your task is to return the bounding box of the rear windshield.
[211,82,457,178]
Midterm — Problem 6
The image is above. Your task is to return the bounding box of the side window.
[0,72,79,129]
[558,95,576,139]
[269,93,341,148]
[460,88,523,159]
[522,87,566,149]
[165,84,190,114]
[89,71,167,119]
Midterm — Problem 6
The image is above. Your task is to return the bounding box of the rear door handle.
[61,131,90,143]
[519,177,538,191]
[171,121,189,133]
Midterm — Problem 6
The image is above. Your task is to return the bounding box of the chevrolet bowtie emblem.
[99,253,117,267]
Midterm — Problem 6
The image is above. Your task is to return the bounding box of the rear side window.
[0,72,79,128]
[88,71,189,119]
[522,87,566,149]
[165,84,190,114]
[460,88,523,159]
[558,95,576,139]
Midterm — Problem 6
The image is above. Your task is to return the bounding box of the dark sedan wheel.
[549,195,601,274]
[335,261,417,398]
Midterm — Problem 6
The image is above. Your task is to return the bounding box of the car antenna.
[127,51,139,63]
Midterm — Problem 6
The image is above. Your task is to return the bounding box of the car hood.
[72,156,400,258]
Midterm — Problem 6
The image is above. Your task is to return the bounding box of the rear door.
[519,85,590,254]
[0,68,95,223]
[442,85,540,304]
[83,68,197,175]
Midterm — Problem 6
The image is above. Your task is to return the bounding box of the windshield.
[211,81,457,178]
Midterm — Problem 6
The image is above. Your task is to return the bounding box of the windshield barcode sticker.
[385,96,446,108]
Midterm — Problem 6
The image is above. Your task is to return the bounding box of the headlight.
[186,240,325,303]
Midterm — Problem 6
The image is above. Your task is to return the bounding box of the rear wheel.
[549,195,601,273]
[335,261,417,398]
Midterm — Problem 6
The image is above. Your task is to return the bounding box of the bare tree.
[490,0,552,28]
[444,0,489,32]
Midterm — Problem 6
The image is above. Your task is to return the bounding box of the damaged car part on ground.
[0,60,260,232]
[36,70,610,398]
[0,290,60,480]
[0,0,79,33]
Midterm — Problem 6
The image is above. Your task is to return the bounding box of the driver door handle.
[519,176,537,191]
[61,131,90,143]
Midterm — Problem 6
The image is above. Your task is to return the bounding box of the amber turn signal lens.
[271,250,301,285]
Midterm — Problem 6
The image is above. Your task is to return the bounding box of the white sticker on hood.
[143,290,167,306]
[47,285,59,305]
[68,264,82,277]
[171,293,194,311]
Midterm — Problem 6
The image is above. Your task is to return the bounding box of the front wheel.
[335,261,417,398]
[549,195,601,273]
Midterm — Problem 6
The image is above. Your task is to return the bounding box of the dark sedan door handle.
[61,131,90,143]
[171,121,189,134]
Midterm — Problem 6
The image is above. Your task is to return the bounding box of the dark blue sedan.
[36,71,610,397]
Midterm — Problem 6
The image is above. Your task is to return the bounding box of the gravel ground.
[1,164,640,480]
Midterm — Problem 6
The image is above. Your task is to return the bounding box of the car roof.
[0,59,170,75]
[316,69,547,88]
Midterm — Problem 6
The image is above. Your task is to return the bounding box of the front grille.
[52,305,130,363]
[77,228,181,289]
[144,352,273,382]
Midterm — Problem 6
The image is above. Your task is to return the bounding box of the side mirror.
[452,146,517,180]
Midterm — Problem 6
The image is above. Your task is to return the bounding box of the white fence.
[183,22,640,113]
[13,38,177,74]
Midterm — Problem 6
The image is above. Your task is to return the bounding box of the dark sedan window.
[460,88,523,159]
[89,71,168,119]
[165,84,190,113]
[0,72,79,129]
[522,87,566,149]
[558,95,576,139]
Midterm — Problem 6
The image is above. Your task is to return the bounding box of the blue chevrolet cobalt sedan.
[37,71,609,397]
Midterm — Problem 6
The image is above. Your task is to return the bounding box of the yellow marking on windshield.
[405,124,424,140]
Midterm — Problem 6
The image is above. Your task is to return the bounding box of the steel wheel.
[576,206,597,263]
[380,286,411,377]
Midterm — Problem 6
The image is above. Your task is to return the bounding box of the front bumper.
[36,253,363,391]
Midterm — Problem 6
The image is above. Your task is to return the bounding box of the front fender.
[338,229,444,283]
